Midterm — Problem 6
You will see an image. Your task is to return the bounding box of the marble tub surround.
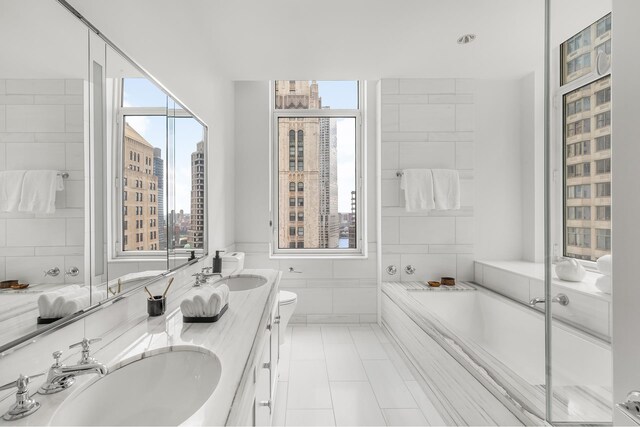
[382,281,612,424]
[0,262,282,426]
[474,260,612,340]
[382,281,539,426]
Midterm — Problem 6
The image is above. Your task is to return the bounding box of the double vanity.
[0,259,283,426]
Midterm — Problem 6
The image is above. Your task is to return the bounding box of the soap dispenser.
[212,250,225,274]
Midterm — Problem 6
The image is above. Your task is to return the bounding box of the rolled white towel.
[595,275,612,294]
[61,290,107,315]
[38,285,82,318]
[597,255,612,276]
[181,284,229,318]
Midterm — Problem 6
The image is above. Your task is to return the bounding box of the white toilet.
[278,291,297,345]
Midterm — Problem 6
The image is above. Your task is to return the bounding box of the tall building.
[153,147,166,250]
[122,123,159,251]
[349,190,357,248]
[276,80,340,249]
[188,141,205,249]
[563,16,611,261]
[319,114,339,248]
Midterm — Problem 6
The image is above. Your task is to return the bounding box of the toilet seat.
[279,290,297,305]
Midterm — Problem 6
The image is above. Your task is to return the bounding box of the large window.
[272,80,363,255]
[117,78,205,256]
[561,14,611,262]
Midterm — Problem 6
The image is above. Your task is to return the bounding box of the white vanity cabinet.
[254,297,280,426]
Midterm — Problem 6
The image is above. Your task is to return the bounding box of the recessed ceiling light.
[457,34,476,44]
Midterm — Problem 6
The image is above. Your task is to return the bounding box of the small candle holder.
[147,295,166,317]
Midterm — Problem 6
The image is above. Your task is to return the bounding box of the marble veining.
[0,263,281,426]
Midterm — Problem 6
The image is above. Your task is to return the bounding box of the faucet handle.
[202,266,213,273]
[69,337,101,350]
[69,337,101,364]
[52,350,63,366]
[0,373,42,421]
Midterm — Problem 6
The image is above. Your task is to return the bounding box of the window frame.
[110,78,208,261]
[269,80,367,259]
[554,13,611,269]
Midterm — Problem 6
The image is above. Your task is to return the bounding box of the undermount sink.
[214,274,268,292]
[50,346,221,426]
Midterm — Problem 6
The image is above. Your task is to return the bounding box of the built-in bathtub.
[382,281,612,424]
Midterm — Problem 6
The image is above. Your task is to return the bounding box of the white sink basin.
[50,346,221,426]
[215,274,268,292]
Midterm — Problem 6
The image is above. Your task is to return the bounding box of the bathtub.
[382,281,612,423]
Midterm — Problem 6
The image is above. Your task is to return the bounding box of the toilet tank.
[222,252,245,274]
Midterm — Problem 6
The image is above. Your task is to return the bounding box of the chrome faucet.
[39,338,108,395]
[0,373,42,421]
[192,267,222,287]
[529,293,570,307]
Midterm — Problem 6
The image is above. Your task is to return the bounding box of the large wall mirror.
[0,0,208,351]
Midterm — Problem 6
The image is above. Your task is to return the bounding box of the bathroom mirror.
[0,0,90,348]
[0,0,208,352]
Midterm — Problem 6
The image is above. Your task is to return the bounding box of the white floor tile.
[291,326,325,360]
[285,409,336,426]
[322,327,368,381]
[350,326,389,360]
[330,382,386,426]
[273,381,288,427]
[382,408,429,426]
[405,381,447,426]
[287,360,333,409]
[363,359,417,409]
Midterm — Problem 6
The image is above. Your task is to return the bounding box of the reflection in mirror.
[0,0,89,348]
[103,45,207,297]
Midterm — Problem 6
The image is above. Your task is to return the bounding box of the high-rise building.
[122,123,159,251]
[188,141,205,249]
[563,16,611,261]
[349,190,357,248]
[153,147,166,250]
[276,80,340,249]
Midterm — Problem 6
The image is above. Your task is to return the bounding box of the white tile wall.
[381,79,474,284]
[0,79,85,283]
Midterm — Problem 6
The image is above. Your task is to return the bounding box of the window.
[567,227,591,248]
[596,229,611,250]
[272,80,363,255]
[289,212,296,221]
[560,15,611,262]
[595,182,611,197]
[596,205,611,221]
[117,77,206,256]
[289,227,295,236]
[595,158,611,174]
[596,135,611,151]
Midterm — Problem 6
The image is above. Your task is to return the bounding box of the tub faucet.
[529,293,570,307]
[39,338,108,395]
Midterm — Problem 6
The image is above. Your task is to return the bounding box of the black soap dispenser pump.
[213,250,225,274]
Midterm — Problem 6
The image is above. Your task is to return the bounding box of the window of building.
[272,80,363,256]
[595,182,611,197]
[560,14,611,262]
[289,212,296,221]
[116,77,206,257]
[596,228,611,250]
[289,182,295,191]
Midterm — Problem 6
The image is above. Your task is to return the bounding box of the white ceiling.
[5,0,610,83]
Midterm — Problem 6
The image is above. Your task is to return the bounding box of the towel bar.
[58,172,69,179]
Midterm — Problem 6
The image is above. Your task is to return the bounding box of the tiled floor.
[272,324,447,426]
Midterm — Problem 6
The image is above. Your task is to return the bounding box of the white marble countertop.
[0,265,281,426]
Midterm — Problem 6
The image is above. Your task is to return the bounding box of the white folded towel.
[431,169,460,210]
[180,284,230,318]
[595,275,612,294]
[400,169,435,212]
[18,170,64,214]
[61,289,107,315]
[597,254,612,276]
[0,170,27,212]
[37,285,82,318]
